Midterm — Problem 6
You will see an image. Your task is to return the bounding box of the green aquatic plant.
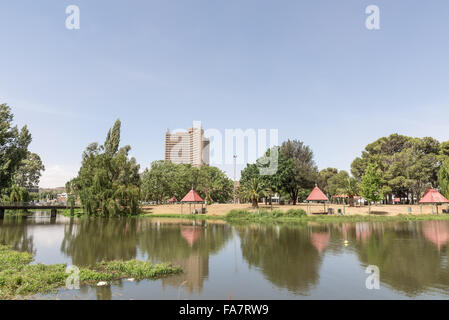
[0,245,181,299]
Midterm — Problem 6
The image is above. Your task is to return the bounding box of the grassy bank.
[60,207,449,223]
[223,209,449,223]
[0,245,181,299]
[141,213,225,220]
[59,208,85,217]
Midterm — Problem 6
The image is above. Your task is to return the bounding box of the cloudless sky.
[1,0,449,187]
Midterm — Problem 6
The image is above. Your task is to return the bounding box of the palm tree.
[344,177,359,207]
[240,178,269,208]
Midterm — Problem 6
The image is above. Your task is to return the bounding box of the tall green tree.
[239,141,317,205]
[360,164,383,214]
[0,104,33,195]
[104,119,121,156]
[438,160,449,199]
[278,140,317,204]
[239,177,269,208]
[13,152,45,188]
[317,168,339,197]
[67,119,140,216]
[197,165,233,204]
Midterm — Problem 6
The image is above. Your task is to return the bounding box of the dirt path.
[141,203,449,217]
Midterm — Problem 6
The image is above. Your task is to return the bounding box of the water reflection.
[2,216,449,299]
[139,220,231,295]
[352,221,449,296]
[60,218,140,266]
[236,224,323,295]
[422,221,449,250]
[0,216,35,254]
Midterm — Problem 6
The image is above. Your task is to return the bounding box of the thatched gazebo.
[419,188,449,215]
[306,185,329,214]
[181,189,204,214]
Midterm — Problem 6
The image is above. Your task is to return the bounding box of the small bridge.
[0,202,81,219]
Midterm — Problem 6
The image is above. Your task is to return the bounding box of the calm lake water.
[1,212,449,299]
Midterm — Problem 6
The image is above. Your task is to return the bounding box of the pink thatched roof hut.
[419,188,449,215]
[306,186,329,214]
[181,189,204,214]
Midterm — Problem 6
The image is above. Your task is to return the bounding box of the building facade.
[165,125,210,167]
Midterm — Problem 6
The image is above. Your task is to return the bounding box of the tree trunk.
[252,198,258,208]
[349,196,354,207]
[292,190,298,205]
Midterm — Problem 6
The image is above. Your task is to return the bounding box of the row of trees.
[351,134,449,204]
[0,104,45,202]
[239,134,449,208]
[140,161,234,204]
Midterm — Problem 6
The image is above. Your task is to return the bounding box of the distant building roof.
[168,196,178,203]
[332,194,361,199]
[419,188,449,204]
[306,186,329,202]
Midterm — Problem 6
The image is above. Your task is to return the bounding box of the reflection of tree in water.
[236,224,323,294]
[0,216,35,255]
[60,218,230,295]
[95,285,112,300]
[138,220,231,294]
[353,221,449,297]
[60,218,139,266]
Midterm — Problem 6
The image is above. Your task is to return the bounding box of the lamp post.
[233,155,237,204]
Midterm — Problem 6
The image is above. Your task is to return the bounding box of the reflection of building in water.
[161,252,209,294]
[422,221,449,250]
[161,225,209,294]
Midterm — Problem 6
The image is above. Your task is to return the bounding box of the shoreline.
[12,206,449,223]
[141,212,449,223]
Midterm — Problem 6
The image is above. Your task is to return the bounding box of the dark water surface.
[1,212,449,299]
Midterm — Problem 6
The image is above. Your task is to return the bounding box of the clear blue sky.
[1,1,449,187]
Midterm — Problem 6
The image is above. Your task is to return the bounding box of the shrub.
[285,209,307,217]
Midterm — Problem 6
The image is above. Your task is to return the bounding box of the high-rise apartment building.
[165,124,210,167]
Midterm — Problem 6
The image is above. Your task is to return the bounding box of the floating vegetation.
[0,245,181,299]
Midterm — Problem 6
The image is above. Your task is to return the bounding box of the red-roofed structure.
[306,186,329,214]
[181,189,204,215]
[181,189,204,203]
[419,188,449,215]
[306,186,329,201]
[419,189,449,204]
[168,196,178,203]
